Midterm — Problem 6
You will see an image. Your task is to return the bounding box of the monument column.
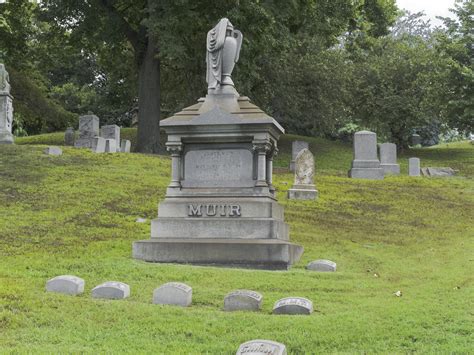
[253,140,271,187]
[266,146,277,193]
[166,142,183,188]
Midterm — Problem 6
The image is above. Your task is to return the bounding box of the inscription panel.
[183,148,254,188]
[188,204,241,217]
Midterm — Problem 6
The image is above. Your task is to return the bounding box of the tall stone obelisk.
[0,64,14,144]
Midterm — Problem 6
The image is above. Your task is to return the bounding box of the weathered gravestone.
[289,140,309,172]
[120,139,131,153]
[224,290,263,312]
[410,134,421,146]
[348,131,384,180]
[101,125,120,152]
[104,139,117,153]
[92,281,130,300]
[422,167,456,177]
[409,157,420,176]
[43,146,63,156]
[0,64,14,144]
[132,18,303,270]
[153,282,192,307]
[273,297,313,315]
[287,148,318,200]
[307,259,336,272]
[46,275,85,296]
[75,114,100,149]
[379,143,400,175]
[236,340,287,355]
[64,127,75,146]
[92,137,106,153]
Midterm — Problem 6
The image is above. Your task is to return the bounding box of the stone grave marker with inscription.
[0,63,14,144]
[153,282,192,307]
[64,127,75,146]
[132,18,303,270]
[348,131,384,180]
[307,259,336,272]
[273,297,313,315]
[287,148,318,200]
[92,281,130,300]
[289,140,309,172]
[236,339,287,355]
[104,139,117,153]
[409,158,421,176]
[46,275,85,296]
[75,114,100,149]
[92,137,106,153]
[120,139,131,153]
[379,143,400,175]
[224,290,263,312]
[101,125,120,152]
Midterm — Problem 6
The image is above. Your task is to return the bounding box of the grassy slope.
[1,133,473,353]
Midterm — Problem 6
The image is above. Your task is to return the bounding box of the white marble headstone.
[43,146,63,156]
[46,275,85,295]
[409,157,420,176]
[273,297,313,315]
[153,282,192,307]
[120,139,131,153]
[224,290,263,312]
[306,259,336,272]
[92,281,130,299]
[236,339,287,355]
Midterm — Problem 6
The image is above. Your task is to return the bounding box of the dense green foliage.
[1,136,473,352]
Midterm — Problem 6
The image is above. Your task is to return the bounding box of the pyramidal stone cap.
[153,282,192,307]
[224,290,263,312]
[273,297,313,315]
[236,339,287,355]
[307,259,337,272]
[92,281,130,300]
[46,275,85,295]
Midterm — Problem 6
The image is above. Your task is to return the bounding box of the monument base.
[381,164,400,175]
[287,184,318,200]
[349,168,384,180]
[0,130,14,144]
[132,238,304,270]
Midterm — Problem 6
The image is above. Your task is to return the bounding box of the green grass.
[1,134,473,353]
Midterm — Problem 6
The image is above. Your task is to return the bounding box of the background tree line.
[0,0,472,151]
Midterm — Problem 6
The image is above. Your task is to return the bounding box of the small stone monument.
[104,139,117,153]
[224,290,263,312]
[409,157,420,176]
[379,143,400,175]
[287,148,318,200]
[0,64,14,144]
[348,131,384,180]
[133,18,303,270]
[64,127,75,146]
[289,140,309,172]
[153,282,192,307]
[92,137,106,153]
[46,275,85,295]
[75,114,100,149]
[92,281,130,300]
[273,297,313,315]
[120,139,131,153]
[236,340,287,355]
[101,125,120,152]
[43,146,63,156]
[410,134,421,146]
[306,259,336,272]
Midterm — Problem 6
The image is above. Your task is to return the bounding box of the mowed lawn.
[1,133,473,353]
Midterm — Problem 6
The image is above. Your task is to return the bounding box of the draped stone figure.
[0,63,14,144]
[0,64,11,94]
[206,18,242,94]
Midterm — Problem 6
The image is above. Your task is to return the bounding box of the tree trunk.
[136,37,160,154]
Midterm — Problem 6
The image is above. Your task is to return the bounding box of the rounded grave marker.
[236,339,287,355]
[306,259,337,272]
[92,281,130,300]
[46,275,85,296]
[272,297,313,315]
[224,290,263,312]
[153,282,192,307]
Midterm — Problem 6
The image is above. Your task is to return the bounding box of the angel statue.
[0,64,11,94]
[206,18,242,94]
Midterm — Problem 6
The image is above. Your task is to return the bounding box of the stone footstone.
[379,143,400,176]
[306,259,336,272]
[92,137,106,153]
[120,139,131,153]
[348,131,384,180]
[273,297,313,315]
[224,290,263,312]
[289,140,309,172]
[46,275,85,295]
[105,139,117,153]
[409,158,420,176]
[153,282,192,307]
[92,281,130,300]
[43,146,63,156]
[236,340,287,355]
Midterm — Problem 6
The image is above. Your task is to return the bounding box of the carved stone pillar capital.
[252,140,272,154]
[166,143,183,156]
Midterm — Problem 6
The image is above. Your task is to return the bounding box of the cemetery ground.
[1,132,473,353]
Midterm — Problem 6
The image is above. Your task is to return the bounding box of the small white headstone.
[408,157,420,176]
[236,339,287,355]
[105,139,117,153]
[273,297,313,315]
[92,281,130,300]
[153,282,192,307]
[379,143,400,175]
[287,148,318,200]
[43,146,63,156]
[289,141,309,172]
[224,290,263,312]
[92,137,106,153]
[306,259,336,272]
[46,275,85,295]
[120,139,131,153]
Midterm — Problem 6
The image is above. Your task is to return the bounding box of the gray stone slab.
[289,140,309,172]
[236,340,287,355]
[288,148,318,200]
[410,134,421,146]
[92,137,106,153]
[349,131,384,180]
[46,275,85,295]
[153,282,192,307]
[0,88,14,145]
[43,146,63,156]
[74,137,94,149]
[105,139,117,153]
[101,124,120,145]
[425,167,456,177]
[306,259,336,272]
[409,158,420,176]
[273,297,313,315]
[78,114,99,138]
[349,168,384,180]
[120,139,131,153]
[64,127,75,146]
[92,281,130,300]
[224,290,263,312]
[379,143,400,176]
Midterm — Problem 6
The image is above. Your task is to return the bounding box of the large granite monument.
[0,64,14,144]
[133,18,303,269]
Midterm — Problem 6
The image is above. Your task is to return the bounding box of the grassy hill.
[1,134,473,353]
